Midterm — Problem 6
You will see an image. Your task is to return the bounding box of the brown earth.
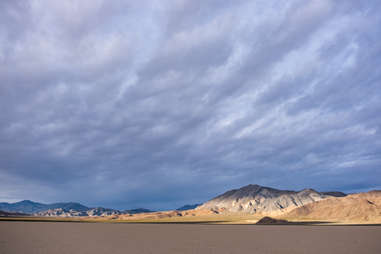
[1,221,381,254]
[284,190,381,223]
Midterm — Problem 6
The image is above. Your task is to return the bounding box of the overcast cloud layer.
[1,0,381,210]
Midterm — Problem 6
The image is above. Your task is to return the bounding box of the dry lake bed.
[1,221,381,254]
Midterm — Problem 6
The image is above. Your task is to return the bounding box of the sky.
[0,0,380,210]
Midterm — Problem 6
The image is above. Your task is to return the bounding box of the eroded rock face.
[197,184,338,215]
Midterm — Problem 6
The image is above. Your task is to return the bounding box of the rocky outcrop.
[197,184,340,215]
[256,216,289,224]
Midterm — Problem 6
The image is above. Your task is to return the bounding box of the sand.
[1,221,381,254]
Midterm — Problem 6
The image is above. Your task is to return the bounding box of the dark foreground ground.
[1,221,381,254]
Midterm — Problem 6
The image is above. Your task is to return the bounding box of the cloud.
[0,0,380,209]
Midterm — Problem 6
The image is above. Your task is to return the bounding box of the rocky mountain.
[0,200,89,214]
[176,204,202,211]
[284,190,381,222]
[197,184,342,215]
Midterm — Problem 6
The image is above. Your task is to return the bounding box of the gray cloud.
[0,0,380,210]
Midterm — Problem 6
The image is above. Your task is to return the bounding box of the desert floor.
[1,221,381,254]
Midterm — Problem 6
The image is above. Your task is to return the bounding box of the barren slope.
[284,190,381,223]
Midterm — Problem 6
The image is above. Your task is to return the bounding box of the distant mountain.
[0,200,156,217]
[124,208,153,214]
[86,207,122,216]
[284,190,381,222]
[176,204,202,211]
[197,184,342,215]
[0,209,29,217]
[0,200,89,214]
[47,202,89,212]
[36,207,122,217]
[35,208,88,217]
[36,207,152,217]
[0,200,46,214]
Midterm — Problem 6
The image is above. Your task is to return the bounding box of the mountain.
[0,200,46,214]
[0,199,156,217]
[124,208,153,214]
[35,207,153,217]
[35,208,88,217]
[47,202,89,212]
[86,207,122,216]
[197,184,340,215]
[0,209,29,217]
[284,190,381,222]
[0,200,89,214]
[176,204,202,211]
[36,207,122,217]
